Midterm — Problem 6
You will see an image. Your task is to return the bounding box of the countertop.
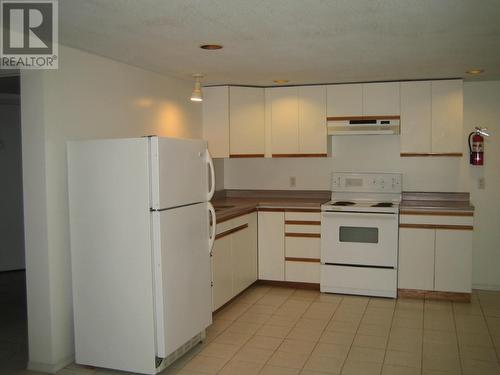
[212,190,330,223]
[400,192,474,213]
[212,190,474,223]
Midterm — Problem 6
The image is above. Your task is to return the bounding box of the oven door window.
[339,226,379,244]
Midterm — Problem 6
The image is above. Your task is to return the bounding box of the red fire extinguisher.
[468,127,490,165]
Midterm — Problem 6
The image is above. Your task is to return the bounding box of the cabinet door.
[363,82,400,116]
[211,236,233,311]
[231,213,258,294]
[431,80,463,153]
[298,85,327,154]
[202,86,229,158]
[398,228,435,290]
[326,84,363,117]
[269,87,299,155]
[434,229,472,293]
[400,81,432,153]
[258,211,285,281]
[229,87,265,156]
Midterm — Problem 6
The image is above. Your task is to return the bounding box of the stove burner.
[332,201,355,206]
[371,202,393,207]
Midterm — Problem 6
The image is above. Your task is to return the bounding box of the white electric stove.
[320,172,402,298]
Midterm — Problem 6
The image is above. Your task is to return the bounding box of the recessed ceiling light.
[466,68,484,75]
[200,44,223,50]
[273,79,290,84]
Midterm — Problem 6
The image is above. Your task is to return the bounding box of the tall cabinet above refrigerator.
[67,136,216,374]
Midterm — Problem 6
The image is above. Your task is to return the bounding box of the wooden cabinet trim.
[327,115,400,121]
[285,232,321,238]
[400,153,463,157]
[285,220,321,225]
[215,223,248,240]
[229,154,265,158]
[401,210,473,217]
[257,279,320,290]
[285,257,320,263]
[398,288,471,302]
[285,208,321,213]
[399,223,473,231]
[272,153,328,158]
[258,207,286,212]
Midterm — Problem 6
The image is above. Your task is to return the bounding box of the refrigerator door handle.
[207,202,216,252]
[206,150,216,201]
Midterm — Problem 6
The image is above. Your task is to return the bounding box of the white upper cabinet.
[431,80,463,154]
[229,87,265,156]
[400,81,432,154]
[400,79,463,155]
[327,84,363,117]
[268,86,300,155]
[362,82,400,116]
[202,86,229,158]
[268,86,327,156]
[327,82,399,118]
[298,86,327,154]
[202,86,265,158]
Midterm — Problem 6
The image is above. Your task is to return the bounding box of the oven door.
[321,211,398,267]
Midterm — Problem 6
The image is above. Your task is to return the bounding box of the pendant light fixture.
[190,74,204,102]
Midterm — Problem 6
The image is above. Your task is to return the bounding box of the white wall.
[0,101,24,271]
[223,80,500,289]
[463,81,500,290]
[21,45,202,372]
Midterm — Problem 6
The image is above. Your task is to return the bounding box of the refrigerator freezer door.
[152,202,212,358]
[150,137,214,210]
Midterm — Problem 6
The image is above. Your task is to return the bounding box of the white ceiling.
[59,0,500,85]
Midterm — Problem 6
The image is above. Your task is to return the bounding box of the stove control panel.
[331,173,402,193]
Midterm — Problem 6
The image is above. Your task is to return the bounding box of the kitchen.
[3,1,500,375]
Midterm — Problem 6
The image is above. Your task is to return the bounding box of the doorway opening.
[0,75,28,372]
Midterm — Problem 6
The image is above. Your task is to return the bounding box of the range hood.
[327,116,400,136]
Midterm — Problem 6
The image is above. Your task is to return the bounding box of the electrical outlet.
[478,177,486,190]
[289,176,296,188]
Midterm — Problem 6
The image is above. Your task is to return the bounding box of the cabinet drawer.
[285,224,320,234]
[216,214,251,235]
[285,212,321,221]
[400,214,473,228]
[285,261,320,283]
[285,237,320,259]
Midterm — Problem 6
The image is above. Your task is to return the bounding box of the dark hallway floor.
[0,271,28,374]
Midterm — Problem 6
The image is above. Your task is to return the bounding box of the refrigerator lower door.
[150,137,214,210]
[152,202,213,358]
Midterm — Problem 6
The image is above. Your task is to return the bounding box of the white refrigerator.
[67,136,216,374]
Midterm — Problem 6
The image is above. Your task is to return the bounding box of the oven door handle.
[322,211,397,219]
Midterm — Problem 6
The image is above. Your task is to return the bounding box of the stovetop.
[322,200,400,213]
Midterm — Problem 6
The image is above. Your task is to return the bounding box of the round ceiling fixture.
[273,79,290,84]
[466,68,484,75]
[200,44,223,50]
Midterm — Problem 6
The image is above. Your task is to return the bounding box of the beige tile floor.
[18,285,500,375]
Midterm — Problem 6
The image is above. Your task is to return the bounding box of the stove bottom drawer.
[320,264,397,298]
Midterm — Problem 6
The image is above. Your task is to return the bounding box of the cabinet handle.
[399,224,473,230]
[215,224,248,240]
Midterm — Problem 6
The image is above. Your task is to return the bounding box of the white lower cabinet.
[232,213,258,295]
[211,213,257,311]
[398,228,435,290]
[258,211,285,281]
[211,236,233,311]
[284,211,321,283]
[434,229,472,293]
[398,214,473,294]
